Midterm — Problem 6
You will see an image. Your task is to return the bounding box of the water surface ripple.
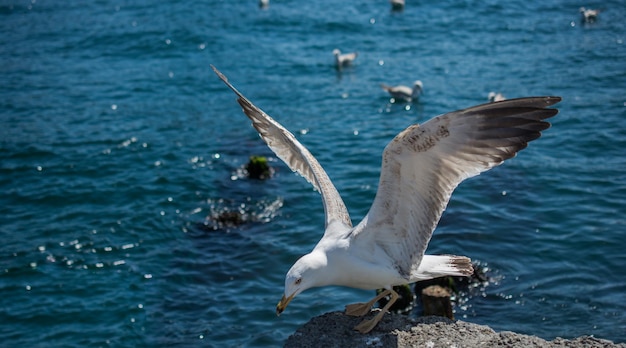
[1,0,625,346]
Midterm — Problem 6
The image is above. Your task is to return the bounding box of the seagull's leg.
[353,289,399,334]
[345,289,392,317]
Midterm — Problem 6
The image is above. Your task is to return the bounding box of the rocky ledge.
[284,311,624,348]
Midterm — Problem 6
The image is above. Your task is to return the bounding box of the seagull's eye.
[295,278,302,285]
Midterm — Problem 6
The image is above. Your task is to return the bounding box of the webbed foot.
[345,302,372,316]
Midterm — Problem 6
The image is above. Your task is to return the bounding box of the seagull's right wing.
[354,96,560,279]
[212,66,352,230]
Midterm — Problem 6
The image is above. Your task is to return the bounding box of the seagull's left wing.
[354,97,560,278]
[212,66,352,229]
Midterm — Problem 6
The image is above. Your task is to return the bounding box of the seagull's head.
[276,251,327,316]
[332,49,341,57]
[413,80,424,91]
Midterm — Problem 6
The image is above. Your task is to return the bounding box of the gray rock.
[284,311,624,348]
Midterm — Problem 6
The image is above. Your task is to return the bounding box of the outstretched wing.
[212,65,352,229]
[355,97,560,278]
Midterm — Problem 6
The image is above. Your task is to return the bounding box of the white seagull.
[333,49,357,69]
[579,7,599,23]
[488,92,506,102]
[211,65,560,333]
[381,80,424,102]
[390,0,405,11]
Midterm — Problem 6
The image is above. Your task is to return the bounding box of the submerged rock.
[246,155,272,180]
[196,198,283,232]
[284,311,625,348]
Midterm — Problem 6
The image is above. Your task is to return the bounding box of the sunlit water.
[1,0,625,346]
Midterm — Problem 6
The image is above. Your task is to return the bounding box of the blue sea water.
[1,0,625,346]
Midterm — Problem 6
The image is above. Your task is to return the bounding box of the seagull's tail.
[411,255,473,281]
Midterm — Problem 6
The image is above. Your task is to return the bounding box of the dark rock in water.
[196,197,283,233]
[246,155,272,180]
[212,210,247,226]
[197,208,250,232]
[283,311,626,348]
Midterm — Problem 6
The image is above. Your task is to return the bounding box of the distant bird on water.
[333,49,358,70]
[390,0,405,11]
[488,92,506,103]
[579,7,599,23]
[381,80,423,103]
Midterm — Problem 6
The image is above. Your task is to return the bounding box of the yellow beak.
[276,293,295,316]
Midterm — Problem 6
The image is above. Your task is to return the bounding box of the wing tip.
[210,64,227,83]
[449,255,474,276]
[543,96,562,106]
[211,65,255,112]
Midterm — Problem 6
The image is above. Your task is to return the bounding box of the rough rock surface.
[284,311,624,348]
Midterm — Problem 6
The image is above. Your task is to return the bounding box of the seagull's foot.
[354,311,384,334]
[345,302,372,317]
[345,289,392,317]
[352,288,399,334]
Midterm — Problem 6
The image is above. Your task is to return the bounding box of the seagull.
[579,7,599,23]
[211,65,560,334]
[488,92,506,102]
[390,0,405,11]
[259,0,269,9]
[381,80,423,102]
[333,49,357,69]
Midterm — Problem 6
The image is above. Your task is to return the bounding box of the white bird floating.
[488,92,506,102]
[381,80,423,103]
[390,0,405,11]
[212,65,560,334]
[333,49,358,69]
[579,7,599,23]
